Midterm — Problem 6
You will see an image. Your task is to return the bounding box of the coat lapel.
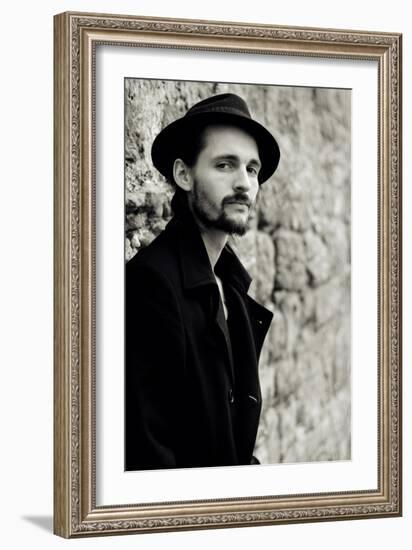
[167,212,272,388]
[170,215,236,384]
[214,295,235,385]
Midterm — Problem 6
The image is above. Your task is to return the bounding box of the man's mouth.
[224,197,251,208]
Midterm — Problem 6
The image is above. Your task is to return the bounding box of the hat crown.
[151,92,280,184]
[185,93,252,119]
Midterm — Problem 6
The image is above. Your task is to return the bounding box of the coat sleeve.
[125,260,185,470]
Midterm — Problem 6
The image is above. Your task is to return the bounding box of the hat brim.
[151,112,280,185]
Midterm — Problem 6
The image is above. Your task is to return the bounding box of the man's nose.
[233,166,251,191]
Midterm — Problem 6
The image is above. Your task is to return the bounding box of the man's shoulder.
[127,227,180,278]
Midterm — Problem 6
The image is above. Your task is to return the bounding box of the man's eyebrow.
[212,154,262,167]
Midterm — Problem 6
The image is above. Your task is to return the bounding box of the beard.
[189,180,254,236]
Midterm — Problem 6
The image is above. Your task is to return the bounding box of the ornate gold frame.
[53,11,402,538]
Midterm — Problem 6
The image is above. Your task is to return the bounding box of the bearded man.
[125,93,280,470]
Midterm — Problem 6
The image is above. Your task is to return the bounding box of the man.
[125,93,280,470]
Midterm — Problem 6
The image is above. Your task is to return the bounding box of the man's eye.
[247,165,259,176]
[216,162,231,169]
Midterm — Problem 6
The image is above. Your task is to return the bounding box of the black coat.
[125,209,273,470]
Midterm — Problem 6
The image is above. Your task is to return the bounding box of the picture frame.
[53,11,402,538]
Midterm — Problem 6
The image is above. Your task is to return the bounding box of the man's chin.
[191,204,250,235]
[216,214,250,236]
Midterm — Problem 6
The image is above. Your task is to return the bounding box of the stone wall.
[125,78,351,464]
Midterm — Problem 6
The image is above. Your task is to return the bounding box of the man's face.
[186,125,261,236]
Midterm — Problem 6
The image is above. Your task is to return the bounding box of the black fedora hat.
[151,93,280,184]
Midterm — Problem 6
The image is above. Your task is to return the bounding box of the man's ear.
[173,159,193,192]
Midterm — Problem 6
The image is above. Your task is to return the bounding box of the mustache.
[222,194,252,207]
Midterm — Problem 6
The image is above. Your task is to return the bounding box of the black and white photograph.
[124,79,351,470]
[0,0,408,547]
[51,10,402,539]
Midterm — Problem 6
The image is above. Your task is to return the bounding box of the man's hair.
[174,125,208,173]
[169,124,208,215]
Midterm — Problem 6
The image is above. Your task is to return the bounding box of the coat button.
[228,389,235,404]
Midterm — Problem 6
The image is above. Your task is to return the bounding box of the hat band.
[187,105,251,118]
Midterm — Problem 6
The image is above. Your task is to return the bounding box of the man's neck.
[199,227,228,270]
[184,206,228,270]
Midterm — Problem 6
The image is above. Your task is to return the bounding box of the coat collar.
[165,209,252,294]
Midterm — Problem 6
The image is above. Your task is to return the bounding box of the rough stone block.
[274,229,308,290]
[255,231,276,303]
[304,229,331,286]
[314,275,349,327]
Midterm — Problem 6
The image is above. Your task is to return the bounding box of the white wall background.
[0,1,409,548]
